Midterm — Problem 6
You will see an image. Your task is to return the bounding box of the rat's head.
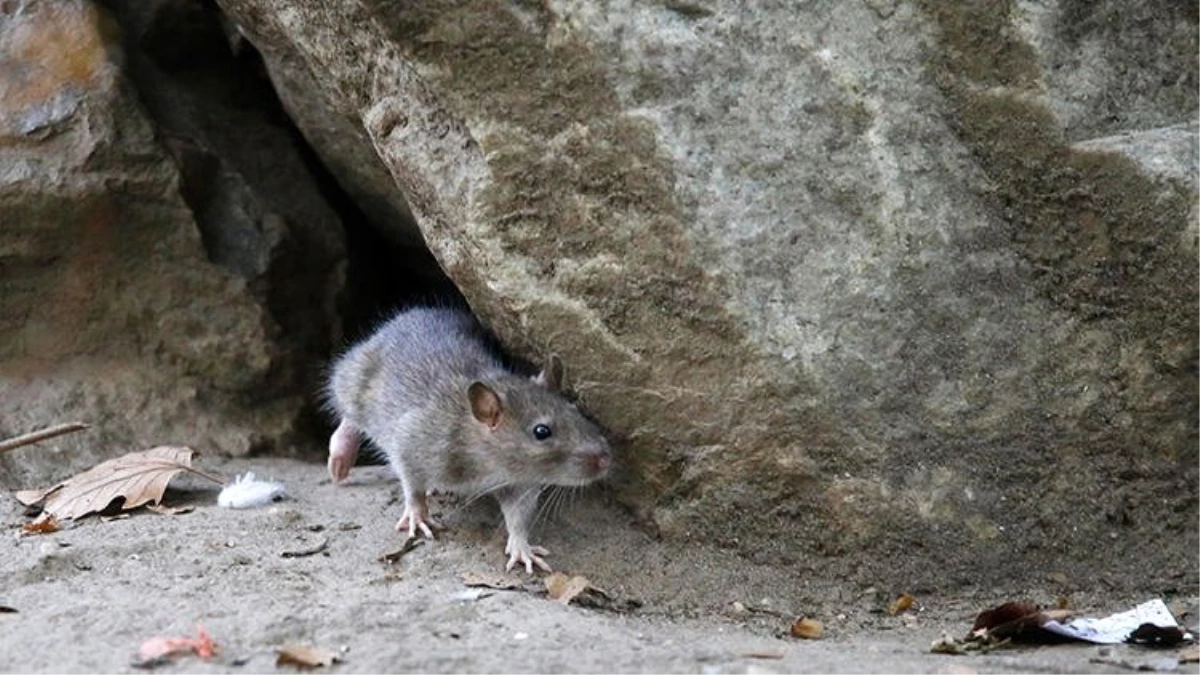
[466,355,612,487]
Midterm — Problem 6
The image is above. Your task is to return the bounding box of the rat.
[325,306,612,573]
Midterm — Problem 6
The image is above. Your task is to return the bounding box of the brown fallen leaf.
[970,601,1074,643]
[790,617,823,639]
[15,485,62,506]
[276,643,339,669]
[545,572,591,605]
[541,572,640,612]
[971,601,1038,633]
[21,514,60,534]
[1179,646,1199,663]
[461,571,523,590]
[137,625,217,663]
[25,447,221,520]
[971,600,1042,639]
[888,592,916,615]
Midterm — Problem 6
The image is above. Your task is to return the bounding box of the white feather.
[218,471,287,508]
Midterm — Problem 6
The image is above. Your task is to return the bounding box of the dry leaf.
[1179,646,1199,663]
[461,571,522,590]
[542,573,639,612]
[137,625,217,663]
[545,572,591,605]
[276,644,338,669]
[970,601,1075,643]
[33,447,200,520]
[14,485,62,506]
[146,504,194,516]
[790,617,824,639]
[971,601,1040,636]
[888,592,915,615]
[21,514,59,534]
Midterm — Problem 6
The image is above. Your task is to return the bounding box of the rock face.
[0,0,345,484]
[5,0,1193,591]
[210,0,1198,589]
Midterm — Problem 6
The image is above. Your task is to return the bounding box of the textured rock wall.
[210,0,1197,589]
[0,0,346,483]
[4,0,1193,591]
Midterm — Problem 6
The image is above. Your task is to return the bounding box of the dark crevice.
[102,0,465,452]
[281,121,468,346]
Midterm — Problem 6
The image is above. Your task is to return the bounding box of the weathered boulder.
[217,0,1195,589]
[0,0,344,483]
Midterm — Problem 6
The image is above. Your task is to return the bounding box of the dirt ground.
[2,456,1196,674]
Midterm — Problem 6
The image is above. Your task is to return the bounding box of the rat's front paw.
[505,538,551,574]
[396,505,439,540]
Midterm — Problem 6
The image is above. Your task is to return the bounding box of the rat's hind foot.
[505,538,551,574]
[395,500,440,540]
[328,420,361,483]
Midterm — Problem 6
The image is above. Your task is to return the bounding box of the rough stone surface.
[1071,121,1200,261]
[0,0,340,483]
[106,0,348,406]
[1014,0,1197,142]
[209,0,1198,593]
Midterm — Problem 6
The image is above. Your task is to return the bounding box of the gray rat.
[325,306,612,573]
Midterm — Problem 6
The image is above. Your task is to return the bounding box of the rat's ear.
[468,381,504,429]
[533,353,564,392]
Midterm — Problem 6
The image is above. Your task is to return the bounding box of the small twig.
[745,605,791,619]
[377,537,424,564]
[0,422,90,454]
[281,537,329,559]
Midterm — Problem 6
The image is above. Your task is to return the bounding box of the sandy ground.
[1,456,1196,674]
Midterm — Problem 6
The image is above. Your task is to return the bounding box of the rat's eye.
[532,424,553,441]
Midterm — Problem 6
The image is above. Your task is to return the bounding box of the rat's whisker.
[533,485,559,530]
[461,481,510,508]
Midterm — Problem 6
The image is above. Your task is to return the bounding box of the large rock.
[0,0,343,483]
[214,0,1196,589]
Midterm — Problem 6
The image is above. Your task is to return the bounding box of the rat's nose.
[586,449,612,476]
